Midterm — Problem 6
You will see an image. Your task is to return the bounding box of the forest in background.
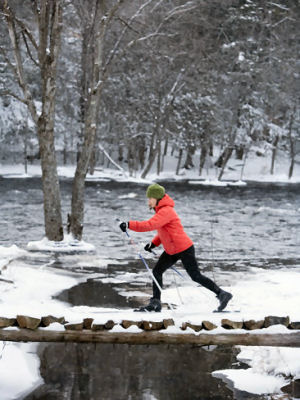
[0,0,299,241]
[1,0,299,179]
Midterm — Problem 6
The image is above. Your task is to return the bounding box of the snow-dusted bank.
[0,143,300,184]
[0,243,300,398]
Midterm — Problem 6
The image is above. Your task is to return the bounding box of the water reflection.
[55,279,141,309]
[24,343,251,400]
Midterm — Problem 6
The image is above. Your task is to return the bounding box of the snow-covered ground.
[0,157,299,399]
[0,242,299,399]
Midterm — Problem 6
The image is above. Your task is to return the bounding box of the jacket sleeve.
[129,207,174,232]
[152,234,161,247]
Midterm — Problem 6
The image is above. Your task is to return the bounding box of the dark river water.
[1,177,299,400]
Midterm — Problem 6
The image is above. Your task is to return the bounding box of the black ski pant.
[152,245,220,300]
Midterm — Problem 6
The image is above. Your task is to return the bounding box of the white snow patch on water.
[27,235,95,253]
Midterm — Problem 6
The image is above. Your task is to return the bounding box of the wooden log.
[105,320,115,330]
[91,323,105,331]
[202,321,217,331]
[243,320,265,330]
[289,322,300,330]
[163,319,175,329]
[83,318,94,330]
[0,329,299,347]
[264,316,290,328]
[142,321,164,331]
[121,320,143,329]
[16,315,41,330]
[0,317,16,328]
[221,319,243,330]
[41,315,66,327]
[64,323,83,331]
[181,322,202,332]
[91,320,115,331]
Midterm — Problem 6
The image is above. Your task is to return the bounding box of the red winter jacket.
[129,194,193,255]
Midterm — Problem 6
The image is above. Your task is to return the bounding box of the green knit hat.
[146,183,165,199]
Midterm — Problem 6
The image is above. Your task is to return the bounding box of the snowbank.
[213,346,300,396]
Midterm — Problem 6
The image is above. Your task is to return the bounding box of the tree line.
[0,0,299,242]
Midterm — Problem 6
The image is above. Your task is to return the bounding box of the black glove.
[119,222,128,232]
[144,242,155,252]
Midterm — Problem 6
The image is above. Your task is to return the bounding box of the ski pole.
[150,248,184,305]
[119,225,174,311]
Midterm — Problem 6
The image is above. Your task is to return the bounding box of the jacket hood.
[155,194,174,211]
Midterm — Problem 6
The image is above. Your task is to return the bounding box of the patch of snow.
[27,235,95,253]
[213,346,300,395]
[0,343,43,400]
[118,192,138,199]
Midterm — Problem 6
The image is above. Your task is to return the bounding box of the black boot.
[216,289,232,312]
[135,298,161,312]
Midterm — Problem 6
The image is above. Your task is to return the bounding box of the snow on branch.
[98,143,127,174]
[104,0,155,71]
[267,2,290,11]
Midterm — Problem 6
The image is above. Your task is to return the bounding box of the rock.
[264,316,290,328]
[163,319,175,329]
[104,320,115,330]
[243,319,264,330]
[41,315,66,327]
[221,319,243,329]
[92,323,105,331]
[121,320,142,329]
[202,321,217,331]
[289,322,300,330]
[83,318,94,330]
[0,317,16,328]
[64,323,83,331]
[141,321,164,331]
[16,315,41,330]
[181,322,202,332]
[281,379,300,397]
[91,320,115,331]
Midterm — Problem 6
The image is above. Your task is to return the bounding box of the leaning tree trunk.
[218,146,233,181]
[69,1,106,240]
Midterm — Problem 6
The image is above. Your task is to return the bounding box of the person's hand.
[144,242,155,252]
[119,222,128,232]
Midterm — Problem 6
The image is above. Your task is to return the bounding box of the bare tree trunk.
[156,140,161,175]
[270,135,279,175]
[141,147,157,179]
[218,146,233,181]
[183,144,195,169]
[68,0,127,239]
[141,117,160,179]
[288,108,296,179]
[69,0,124,239]
[4,0,63,241]
[199,145,207,176]
[176,148,183,175]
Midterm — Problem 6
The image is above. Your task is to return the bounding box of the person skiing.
[119,183,232,312]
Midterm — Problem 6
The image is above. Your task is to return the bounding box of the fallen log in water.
[0,329,299,347]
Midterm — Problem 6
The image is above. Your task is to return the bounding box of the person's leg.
[152,251,177,300]
[180,245,220,294]
[180,245,232,311]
